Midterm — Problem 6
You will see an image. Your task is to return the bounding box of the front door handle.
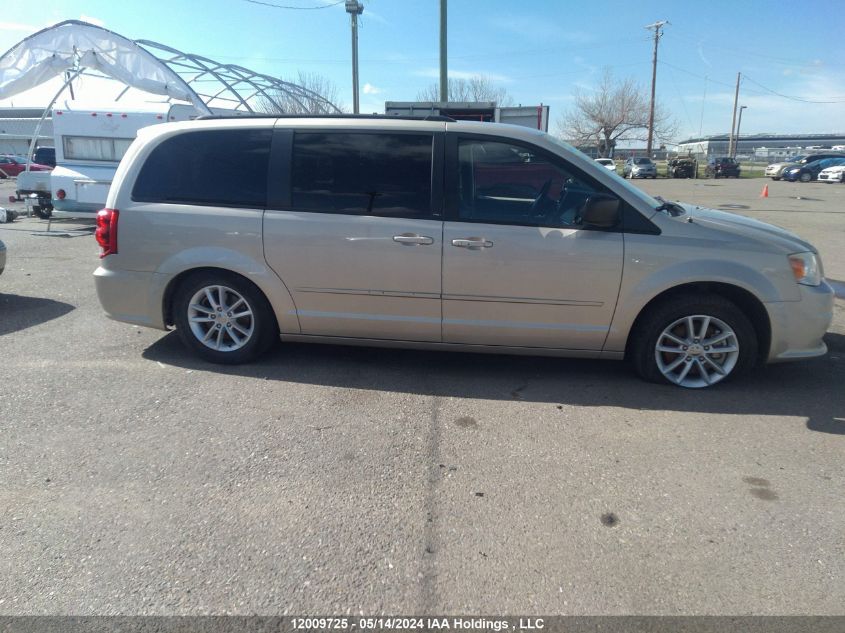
[452,238,493,249]
[393,234,434,246]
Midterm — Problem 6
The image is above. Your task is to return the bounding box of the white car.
[817,164,845,183]
[595,158,616,172]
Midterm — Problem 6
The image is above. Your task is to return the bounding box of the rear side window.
[291,132,433,218]
[132,129,272,207]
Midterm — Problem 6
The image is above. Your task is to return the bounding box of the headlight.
[788,252,822,286]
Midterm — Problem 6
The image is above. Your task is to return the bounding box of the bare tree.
[257,71,346,114]
[417,75,513,105]
[557,68,675,157]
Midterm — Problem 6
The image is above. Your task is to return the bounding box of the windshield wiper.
[654,195,685,217]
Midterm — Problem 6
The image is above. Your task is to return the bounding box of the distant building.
[676,133,845,160]
[0,107,53,155]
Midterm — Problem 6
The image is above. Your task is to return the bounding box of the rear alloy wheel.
[631,295,757,388]
[174,272,277,364]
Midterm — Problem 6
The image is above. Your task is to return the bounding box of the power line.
[741,74,845,104]
[242,0,344,9]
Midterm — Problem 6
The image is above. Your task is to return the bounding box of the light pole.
[345,0,364,114]
[734,105,747,159]
[439,0,447,102]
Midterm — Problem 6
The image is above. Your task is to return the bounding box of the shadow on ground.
[143,331,845,436]
[0,294,75,336]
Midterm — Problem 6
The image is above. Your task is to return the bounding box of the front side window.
[132,129,271,207]
[63,136,134,162]
[291,132,433,218]
[457,139,607,228]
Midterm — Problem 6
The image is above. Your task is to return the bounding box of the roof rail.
[194,113,457,123]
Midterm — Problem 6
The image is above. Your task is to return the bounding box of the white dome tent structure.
[0,19,342,116]
[0,19,342,220]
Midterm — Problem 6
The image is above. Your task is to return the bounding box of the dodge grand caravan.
[94,116,834,389]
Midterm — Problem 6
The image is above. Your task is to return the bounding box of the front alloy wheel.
[631,294,757,388]
[654,315,739,388]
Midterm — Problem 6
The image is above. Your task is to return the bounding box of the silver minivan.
[94,116,833,388]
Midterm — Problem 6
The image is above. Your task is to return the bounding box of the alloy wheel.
[654,314,740,388]
[187,285,255,352]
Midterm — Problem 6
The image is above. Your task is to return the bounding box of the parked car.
[94,116,833,389]
[765,153,845,180]
[623,157,657,179]
[783,157,845,182]
[818,163,845,183]
[594,158,616,172]
[0,238,5,275]
[668,157,696,178]
[0,155,52,178]
[705,157,740,178]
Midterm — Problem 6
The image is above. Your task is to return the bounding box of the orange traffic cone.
[760,184,769,198]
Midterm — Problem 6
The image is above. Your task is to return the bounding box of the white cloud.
[363,83,381,95]
[79,15,105,27]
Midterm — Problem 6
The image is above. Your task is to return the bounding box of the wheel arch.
[624,281,771,365]
[163,266,283,333]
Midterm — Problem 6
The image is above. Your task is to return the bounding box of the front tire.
[630,294,758,388]
[799,172,812,183]
[173,271,277,364]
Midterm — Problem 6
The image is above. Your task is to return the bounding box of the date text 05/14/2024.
[291,617,546,631]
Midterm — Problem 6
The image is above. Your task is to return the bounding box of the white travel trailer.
[17,104,209,218]
[49,105,200,218]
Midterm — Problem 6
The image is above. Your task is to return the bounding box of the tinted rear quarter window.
[132,129,272,207]
[291,132,433,218]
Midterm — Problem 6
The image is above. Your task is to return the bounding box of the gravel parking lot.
[0,177,843,615]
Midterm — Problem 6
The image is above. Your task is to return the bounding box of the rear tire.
[173,271,277,364]
[630,294,758,388]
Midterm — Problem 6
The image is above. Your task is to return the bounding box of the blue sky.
[2,0,844,142]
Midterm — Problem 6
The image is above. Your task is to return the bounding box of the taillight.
[95,208,119,258]
[56,189,66,199]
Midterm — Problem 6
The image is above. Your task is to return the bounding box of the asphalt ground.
[0,176,843,615]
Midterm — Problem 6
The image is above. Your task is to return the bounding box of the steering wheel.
[529,179,552,218]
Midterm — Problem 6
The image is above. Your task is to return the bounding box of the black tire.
[630,294,758,388]
[173,271,278,364]
[772,177,781,181]
[34,206,52,219]
[799,172,812,183]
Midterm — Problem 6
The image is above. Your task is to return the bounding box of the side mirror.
[582,194,620,228]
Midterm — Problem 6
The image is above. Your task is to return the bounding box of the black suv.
[705,157,740,178]
[32,146,56,167]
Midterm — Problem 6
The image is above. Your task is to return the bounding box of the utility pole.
[346,0,364,114]
[644,20,668,157]
[439,0,448,102]
[728,72,741,158]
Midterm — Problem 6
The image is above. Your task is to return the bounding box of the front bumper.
[818,172,844,183]
[765,165,785,177]
[766,280,834,363]
[94,266,172,331]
